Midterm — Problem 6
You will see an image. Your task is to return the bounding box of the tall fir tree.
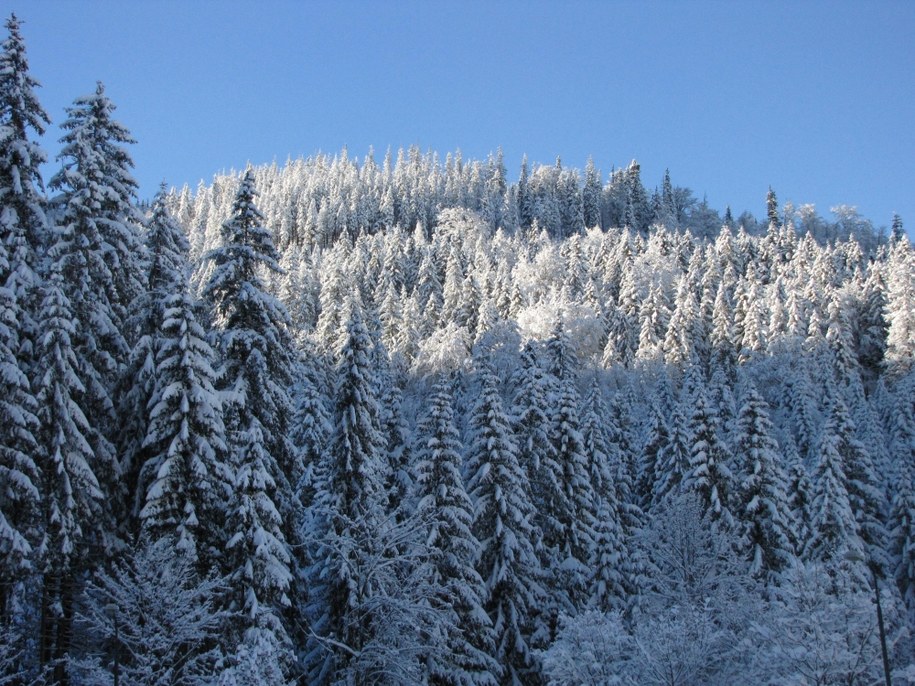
[34,266,102,681]
[466,361,546,685]
[305,300,389,684]
[683,385,735,530]
[414,377,500,686]
[139,278,231,570]
[48,82,145,546]
[120,186,191,529]
[0,237,39,619]
[732,383,797,578]
[202,169,298,674]
[0,13,49,353]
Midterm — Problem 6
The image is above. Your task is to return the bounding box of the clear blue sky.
[5,0,914,235]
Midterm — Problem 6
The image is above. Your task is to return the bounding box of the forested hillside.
[2,14,915,685]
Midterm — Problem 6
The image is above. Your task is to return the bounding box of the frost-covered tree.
[415,377,500,686]
[121,187,192,529]
[546,372,595,612]
[466,361,546,685]
[139,279,230,569]
[0,239,38,620]
[683,386,735,530]
[71,539,227,686]
[0,13,49,343]
[305,301,391,684]
[885,239,915,376]
[732,383,796,578]
[48,82,145,551]
[509,341,556,550]
[50,81,144,345]
[803,414,863,565]
[202,169,297,673]
[34,266,102,679]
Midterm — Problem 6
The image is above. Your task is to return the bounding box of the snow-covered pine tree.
[466,360,546,685]
[34,265,103,680]
[580,377,614,504]
[0,13,49,354]
[0,16,46,618]
[890,462,915,619]
[683,384,735,530]
[289,354,331,511]
[202,169,297,676]
[0,237,39,621]
[546,364,595,612]
[509,340,556,553]
[49,82,146,546]
[638,399,670,512]
[50,81,145,345]
[305,299,390,684]
[884,238,915,376]
[803,412,863,566]
[414,376,500,686]
[732,382,797,578]
[650,400,692,510]
[120,186,191,530]
[825,392,888,568]
[139,276,231,570]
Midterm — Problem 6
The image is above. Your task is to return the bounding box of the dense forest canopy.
[1,13,915,686]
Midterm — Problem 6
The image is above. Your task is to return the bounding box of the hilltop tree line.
[1,14,915,685]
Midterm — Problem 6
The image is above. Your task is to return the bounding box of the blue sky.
[5,0,914,235]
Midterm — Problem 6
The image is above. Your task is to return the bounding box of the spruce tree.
[34,266,102,679]
[0,13,49,348]
[0,238,39,619]
[305,301,389,684]
[49,83,145,544]
[733,383,797,578]
[139,280,231,569]
[466,361,545,685]
[415,377,500,686]
[202,169,297,673]
[803,415,863,565]
[683,386,735,530]
[121,187,190,528]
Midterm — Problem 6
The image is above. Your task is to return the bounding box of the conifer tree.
[0,20,45,611]
[415,377,500,686]
[466,361,545,685]
[50,82,145,341]
[580,378,614,503]
[638,402,669,511]
[582,157,601,230]
[34,266,102,679]
[0,238,38,619]
[588,494,630,615]
[733,383,797,578]
[803,412,863,565]
[548,374,595,610]
[684,386,735,530]
[48,83,146,549]
[650,401,692,510]
[289,358,331,511]
[140,278,230,569]
[509,340,556,551]
[767,186,780,229]
[885,238,915,376]
[202,169,297,672]
[890,463,915,617]
[120,187,190,528]
[305,301,389,684]
[0,13,49,343]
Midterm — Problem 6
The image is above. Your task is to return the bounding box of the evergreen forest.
[1,14,915,686]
